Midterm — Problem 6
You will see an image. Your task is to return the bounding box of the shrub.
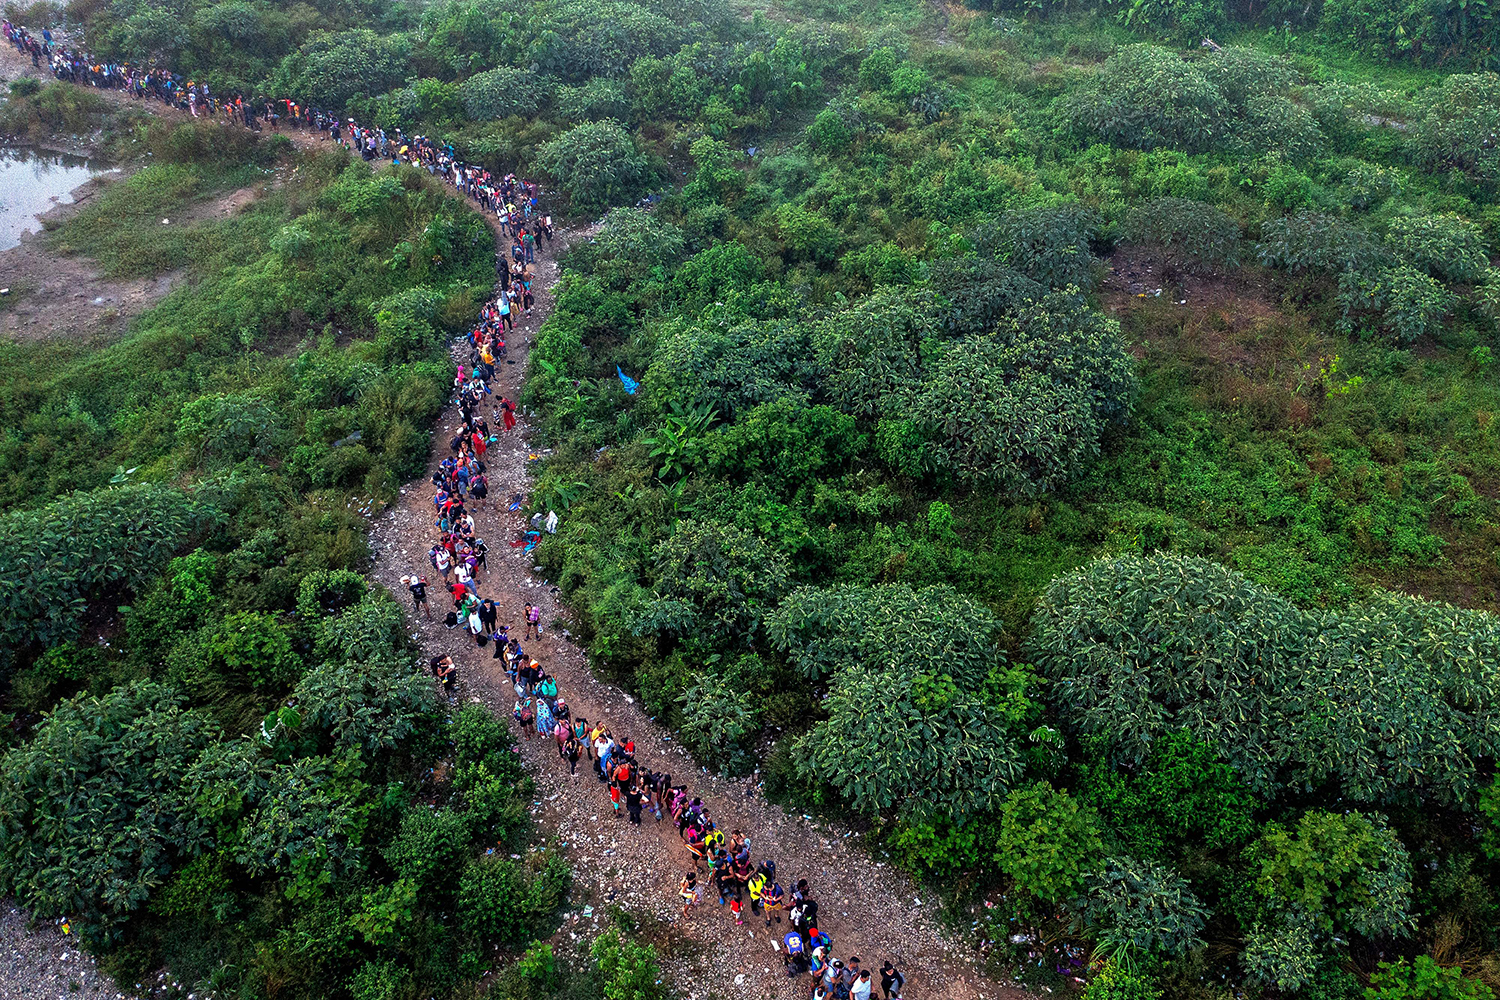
[1120,197,1241,274]
[1366,956,1495,1000]
[858,47,900,91]
[296,568,369,619]
[811,288,937,417]
[796,664,1030,818]
[536,119,653,215]
[807,106,850,152]
[929,258,1045,338]
[1246,810,1413,940]
[1385,213,1491,284]
[676,670,761,775]
[647,519,791,645]
[0,484,210,662]
[271,30,412,110]
[1081,961,1164,1000]
[1337,265,1452,345]
[1066,45,1225,154]
[1411,74,1500,181]
[201,611,303,690]
[591,926,666,1000]
[915,290,1135,494]
[0,682,221,944]
[1075,857,1209,963]
[384,807,472,890]
[1027,554,1500,807]
[555,78,630,121]
[995,782,1104,902]
[978,204,1099,289]
[461,66,555,121]
[768,582,1012,685]
[1256,211,1392,275]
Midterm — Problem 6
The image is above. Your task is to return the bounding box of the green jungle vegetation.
[3,0,1500,997]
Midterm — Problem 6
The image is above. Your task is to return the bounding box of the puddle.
[0,147,114,251]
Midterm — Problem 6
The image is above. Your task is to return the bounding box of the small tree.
[591,927,667,1000]
[537,119,653,215]
[1076,857,1209,967]
[1120,198,1241,277]
[994,781,1104,902]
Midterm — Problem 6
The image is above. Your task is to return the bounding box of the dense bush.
[0,484,213,663]
[1120,197,1240,274]
[914,291,1136,494]
[1029,554,1500,807]
[537,119,654,214]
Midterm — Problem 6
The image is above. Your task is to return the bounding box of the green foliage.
[1076,857,1209,965]
[272,30,413,110]
[1365,956,1495,1000]
[979,205,1099,290]
[462,67,556,121]
[458,851,569,948]
[0,682,220,944]
[796,663,1031,818]
[811,288,938,418]
[914,290,1136,494]
[385,807,471,890]
[1338,265,1453,345]
[768,582,1011,685]
[590,926,666,1000]
[647,519,790,644]
[858,47,901,91]
[1385,214,1491,284]
[676,669,760,775]
[537,119,653,214]
[1256,211,1392,275]
[1246,810,1414,940]
[0,484,210,663]
[201,611,303,690]
[995,781,1104,902]
[1411,74,1500,182]
[1082,961,1163,1000]
[1067,45,1226,154]
[1120,197,1240,274]
[1029,554,1500,808]
[807,106,851,152]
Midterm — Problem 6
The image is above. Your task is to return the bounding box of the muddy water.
[0,146,111,251]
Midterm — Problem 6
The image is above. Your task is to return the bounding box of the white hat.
[400,575,411,584]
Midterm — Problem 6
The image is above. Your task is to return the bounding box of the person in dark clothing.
[403,575,431,619]
[625,783,644,825]
[879,961,905,999]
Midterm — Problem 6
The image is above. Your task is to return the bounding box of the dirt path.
[366,245,1027,1000]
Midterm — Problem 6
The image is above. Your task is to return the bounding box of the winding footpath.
[0,40,1029,1000]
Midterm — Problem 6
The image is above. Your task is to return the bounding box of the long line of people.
[2,20,556,253]
[6,19,911,998]
[409,353,905,998]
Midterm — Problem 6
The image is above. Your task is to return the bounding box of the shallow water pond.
[0,147,112,251]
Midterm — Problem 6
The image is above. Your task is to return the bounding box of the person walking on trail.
[879,961,905,999]
[403,575,431,619]
[625,782,644,825]
[499,396,517,431]
[679,871,699,916]
[526,602,542,638]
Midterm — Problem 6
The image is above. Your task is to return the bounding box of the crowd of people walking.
[410,411,908,998]
[6,18,912,998]
[3,19,555,250]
